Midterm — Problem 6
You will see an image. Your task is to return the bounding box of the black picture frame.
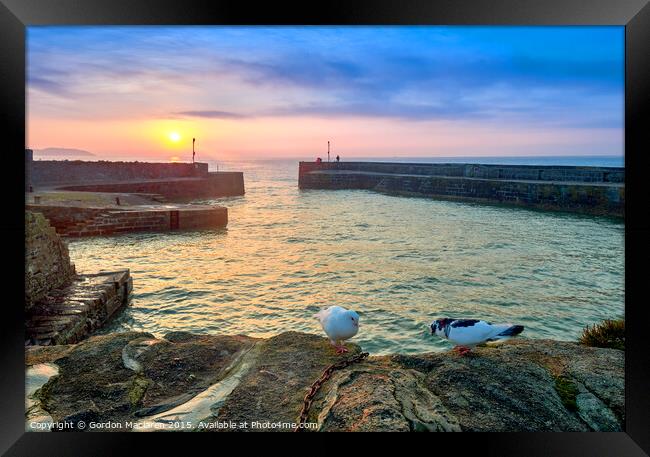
[1,0,648,454]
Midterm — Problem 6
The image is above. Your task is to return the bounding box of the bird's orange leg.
[333,341,349,354]
[453,345,471,356]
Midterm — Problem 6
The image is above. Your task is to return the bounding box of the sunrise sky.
[27,26,624,161]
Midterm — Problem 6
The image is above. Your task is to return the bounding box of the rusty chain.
[295,351,369,432]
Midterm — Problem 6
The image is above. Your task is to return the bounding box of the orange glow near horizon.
[26,115,623,162]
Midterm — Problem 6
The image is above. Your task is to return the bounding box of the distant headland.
[34,147,96,159]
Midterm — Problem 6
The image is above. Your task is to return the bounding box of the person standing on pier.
[192,138,196,163]
[336,155,340,162]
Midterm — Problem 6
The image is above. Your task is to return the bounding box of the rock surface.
[25,331,624,432]
[25,211,76,310]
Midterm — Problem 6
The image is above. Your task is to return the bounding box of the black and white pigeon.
[430,318,524,355]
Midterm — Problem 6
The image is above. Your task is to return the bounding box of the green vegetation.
[579,319,625,350]
[553,375,578,412]
[128,376,152,408]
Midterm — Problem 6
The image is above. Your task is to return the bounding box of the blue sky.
[27,26,624,159]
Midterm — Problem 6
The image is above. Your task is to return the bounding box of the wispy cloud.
[26,26,624,156]
[28,75,73,97]
[264,101,484,121]
[173,110,249,119]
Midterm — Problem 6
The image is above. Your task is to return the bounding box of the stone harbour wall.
[25,212,76,310]
[57,172,245,200]
[177,207,229,230]
[32,160,209,185]
[26,204,228,237]
[299,161,625,183]
[26,149,33,191]
[61,210,172,237]
[25,205,108,231]
[299,162,625,217]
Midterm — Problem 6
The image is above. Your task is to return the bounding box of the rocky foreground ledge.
[25,331,623,432]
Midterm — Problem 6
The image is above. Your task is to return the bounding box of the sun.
[168,132,181,142]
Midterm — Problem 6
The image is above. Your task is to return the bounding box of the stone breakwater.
[25,155,239,237]
[298,162,625,217]
[26,155,245,201]
[25,331,623,432]
[30,159,210,185]
[26,204,228,237]
[57,173,244,201]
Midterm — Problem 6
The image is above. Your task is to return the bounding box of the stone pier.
[298,161,625,217]
[26,203,228,237]
[30,159,245,200]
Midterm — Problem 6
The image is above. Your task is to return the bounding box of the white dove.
[315,306,360,354]
[430,318,524,356]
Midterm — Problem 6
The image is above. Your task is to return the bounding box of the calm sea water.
[67,157,624,355]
